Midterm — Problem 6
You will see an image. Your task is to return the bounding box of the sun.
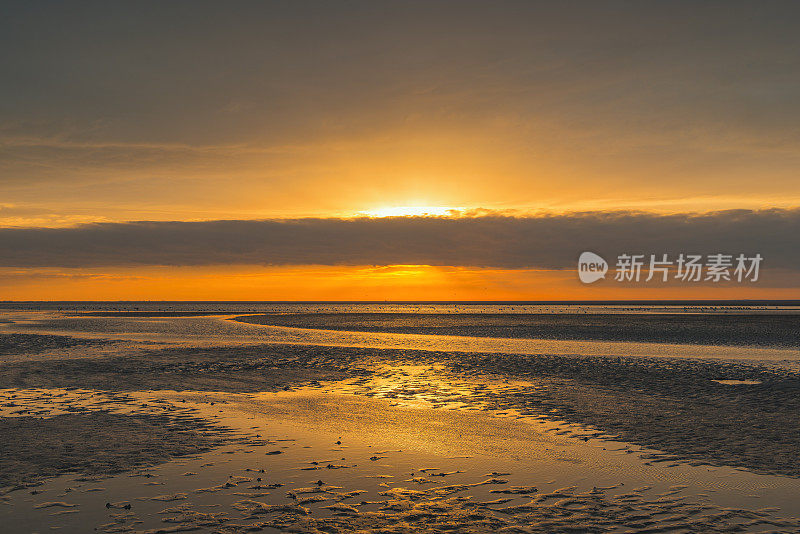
[360,205,462,218]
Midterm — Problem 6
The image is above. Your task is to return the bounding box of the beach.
[1,303,800,533]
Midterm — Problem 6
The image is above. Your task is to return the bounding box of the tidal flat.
[1,304,799,533]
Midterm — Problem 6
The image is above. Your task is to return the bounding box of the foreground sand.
[4,386,800,533]
[2,315,800,532]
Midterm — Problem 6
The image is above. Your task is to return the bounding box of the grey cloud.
[0,210,797,269]
[2,2,799,149]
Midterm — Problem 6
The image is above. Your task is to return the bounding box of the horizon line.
[1,299,799,305]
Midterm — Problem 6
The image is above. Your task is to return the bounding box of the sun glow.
[360,205,463,218]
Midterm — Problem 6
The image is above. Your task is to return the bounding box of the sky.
[1,1,799,300]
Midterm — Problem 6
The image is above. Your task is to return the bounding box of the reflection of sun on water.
[361,205,462,217]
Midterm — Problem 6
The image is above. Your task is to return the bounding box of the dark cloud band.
[0,209,797,269]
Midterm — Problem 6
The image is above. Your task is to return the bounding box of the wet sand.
[4,386,800,533]
[2,333,799,478]
[2,310,800,532]
[233,312,800,348]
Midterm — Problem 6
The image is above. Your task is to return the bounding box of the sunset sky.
[2,1,799,300]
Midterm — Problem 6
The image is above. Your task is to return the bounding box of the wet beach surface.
[233,312,800,348]
[1,306,800,532]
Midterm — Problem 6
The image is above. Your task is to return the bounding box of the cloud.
[0,209,797,270]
